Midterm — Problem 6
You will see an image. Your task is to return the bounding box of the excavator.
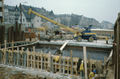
[28,8,97,42]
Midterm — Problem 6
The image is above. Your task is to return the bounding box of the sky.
[4,0,120,23]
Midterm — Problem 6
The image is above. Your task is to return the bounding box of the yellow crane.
[28,8,77,34]
[28,8,98,42]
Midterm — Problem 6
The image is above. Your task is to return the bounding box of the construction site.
[0,0,120,79]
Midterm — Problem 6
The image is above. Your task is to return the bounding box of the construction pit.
[0,39,113,79]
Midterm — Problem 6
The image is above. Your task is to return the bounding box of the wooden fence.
[0,47,103,76]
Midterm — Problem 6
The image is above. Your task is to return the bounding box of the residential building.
[31,16,42,28]
[4,5,9,24]
[4,4,47,28]
[0,0,4,23]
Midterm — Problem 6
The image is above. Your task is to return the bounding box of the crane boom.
[28,8,77,33]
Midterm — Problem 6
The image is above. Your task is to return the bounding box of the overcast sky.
[5,0,120,23]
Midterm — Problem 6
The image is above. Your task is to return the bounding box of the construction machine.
[28,8,97,42]
[77,25,97,42]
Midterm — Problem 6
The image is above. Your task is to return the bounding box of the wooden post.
[51,54,53,72]
[27,48,29,68]
[11,40,14,65]
[83,46,88,79]
[12,40,14,53]
[67,58,69,74]
[48,52,52,72]
[30,51,32,68]
[4,40,7,64]
[17,47,19,66]
[59,54,62,73]
[33,46,35,69]
[41,51,43,70]
[70,50,73,75]
[33,46,35,52]
[21,47,24,67]
[63,57,65,74]
[37,53,39,69]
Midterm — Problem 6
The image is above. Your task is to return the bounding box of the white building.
[31,16,42,28]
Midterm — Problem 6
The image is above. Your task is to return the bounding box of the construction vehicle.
[74,25,97,42]
[28,8,97,42]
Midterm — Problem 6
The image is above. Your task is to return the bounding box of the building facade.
[4,4,53,29]
[0,0,4,23]
[31,16,42,28]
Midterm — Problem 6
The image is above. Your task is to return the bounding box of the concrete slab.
[37,40,113,48]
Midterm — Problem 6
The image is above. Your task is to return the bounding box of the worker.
[89,70,95,79]
[105,37,108,44]
[80,60,84,79]
[77,58,82,74]
[74,32,81,40]
[74,33,77,38]
[92,65,97,74]
[55,56,60,62]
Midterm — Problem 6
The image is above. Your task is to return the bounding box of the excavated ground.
[0,64,79,79]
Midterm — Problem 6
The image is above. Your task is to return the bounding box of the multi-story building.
[4,4,52,28]
[0,0,4,23]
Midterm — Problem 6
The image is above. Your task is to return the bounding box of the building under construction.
[0,1,120,79]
